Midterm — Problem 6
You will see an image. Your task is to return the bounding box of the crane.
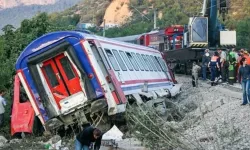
[164,0,236,74]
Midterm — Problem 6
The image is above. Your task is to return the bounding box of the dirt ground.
[0,75,246,150]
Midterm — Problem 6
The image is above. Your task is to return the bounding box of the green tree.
[236,18,250,48]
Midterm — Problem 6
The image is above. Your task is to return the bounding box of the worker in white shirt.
[0,90,6,127]
[218,49,228,82]
[192,62,201,87]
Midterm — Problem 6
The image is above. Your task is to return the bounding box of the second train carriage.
[11,31,181,135]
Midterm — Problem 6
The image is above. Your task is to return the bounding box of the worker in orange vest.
[244,51,250,65]
[240,49,250,65]
[208,52,220,86]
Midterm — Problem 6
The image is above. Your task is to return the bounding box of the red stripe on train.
[120,78,172,85]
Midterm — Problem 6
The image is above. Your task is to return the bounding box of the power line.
[130,4,150,21]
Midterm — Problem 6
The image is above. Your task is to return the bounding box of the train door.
[40,53,82,109]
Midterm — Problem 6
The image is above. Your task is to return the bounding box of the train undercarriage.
[164,48,205,75]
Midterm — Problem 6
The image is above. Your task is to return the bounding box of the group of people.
[192,48,242,87]
[201,48,240,86]
[192,48,250,105]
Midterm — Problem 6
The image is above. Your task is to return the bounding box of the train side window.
[137,53,148,71]
[151,56,162,71]
[146,55,157,71]
[89,42,111,70]
[131,52,144,71]
[126,52,139,71]
[104,49,120,71]
[157,57,167,72]
[140,38,144,45]
[119,51,134,71]
[98,48,111,70]
[43,64,59,87]
[160,58,169,72]
[155,56,165,71]
[142,54,153,71]
[112,49,127,71]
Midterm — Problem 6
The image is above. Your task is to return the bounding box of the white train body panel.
[84,35,177,96]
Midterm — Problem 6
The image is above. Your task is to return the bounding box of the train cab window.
[151,56,162,71]
[20,85,29,103]
[43,64,59,87]
[126,52,139,71]
[112,49,127,71]
[59,57,76,80]
[142,54,153,71]
[119,51,134,71]
[136,53,148,71]
[104,49,120,71]
[131,52,144,71]
[146,55,157,71]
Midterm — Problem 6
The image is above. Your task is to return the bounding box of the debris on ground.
[0,136,7,148]
[1,75,248,150]
[102,125,123,141]
[43,135,62,149]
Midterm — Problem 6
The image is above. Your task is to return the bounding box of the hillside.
[101,0,132,26]
[61,0,112,26]
[69,0,250,29]
[0,0,82,32]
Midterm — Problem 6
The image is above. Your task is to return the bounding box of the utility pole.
[103,19,106,37]
[153,8,157,29]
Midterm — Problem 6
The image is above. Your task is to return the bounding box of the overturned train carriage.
[11,31,181,135]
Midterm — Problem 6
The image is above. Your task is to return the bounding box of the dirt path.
[174,75,249,150]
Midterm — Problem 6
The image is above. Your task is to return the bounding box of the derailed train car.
[11,31,181,135]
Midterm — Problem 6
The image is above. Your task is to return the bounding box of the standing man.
[228,49,237,85]
[75,126,102,150]
[217,49,228,83]
[192,62,201,87]
[202,49,210,81]
[0,90,6,127]
[208,52,220,86]
[238,57,250,105]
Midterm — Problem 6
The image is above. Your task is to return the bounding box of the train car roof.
[16,31,160,70]
[110,34,144,42]
[92,34,159,52]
